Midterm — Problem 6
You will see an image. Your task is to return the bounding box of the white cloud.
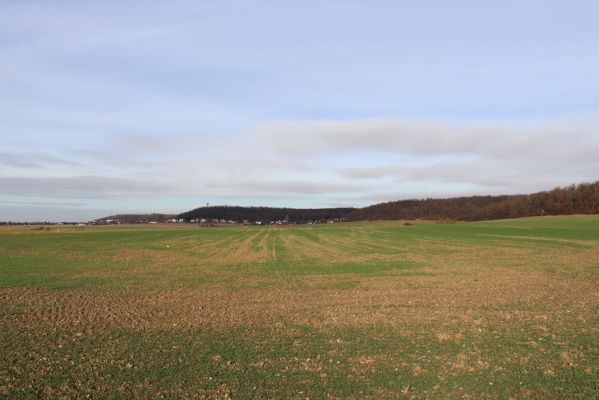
[0,151,80,169]
[3,114,598,213]
[0,176,175,198]
[249,115,599,162]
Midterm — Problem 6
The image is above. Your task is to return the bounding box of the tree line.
[177,206,353,223]
[95,181,599,224]
[345,181,599,221]
[95,213,175,224]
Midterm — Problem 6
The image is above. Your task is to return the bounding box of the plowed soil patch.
[2,267,596,332]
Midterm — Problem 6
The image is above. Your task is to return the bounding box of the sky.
[1,0,599,221]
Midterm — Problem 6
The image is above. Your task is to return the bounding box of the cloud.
[3,1,598,222]
[244,115,599,194]
[0,205,118,222]
[0,151,80,169]
[250,115,599,163]
[1,113,598,219]
[0,200,87,208]
[205,179,369,195]
[0,176,175,198]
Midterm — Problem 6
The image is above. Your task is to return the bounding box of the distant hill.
[95,213,175,224]
[346,181,599,221]
[96,181,599,224]
[177,206,354,223]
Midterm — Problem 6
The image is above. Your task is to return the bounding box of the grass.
[1,216,598,398]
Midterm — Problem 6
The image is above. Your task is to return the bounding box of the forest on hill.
[178,182,599,223]
[346,181,599,221]
[95,213,175,224]
[95,181,599,224]
[177,206,354,223]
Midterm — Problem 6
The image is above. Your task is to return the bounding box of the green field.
[1,216,598,399]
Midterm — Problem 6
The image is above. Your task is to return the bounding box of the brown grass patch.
[2,264,597,335]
